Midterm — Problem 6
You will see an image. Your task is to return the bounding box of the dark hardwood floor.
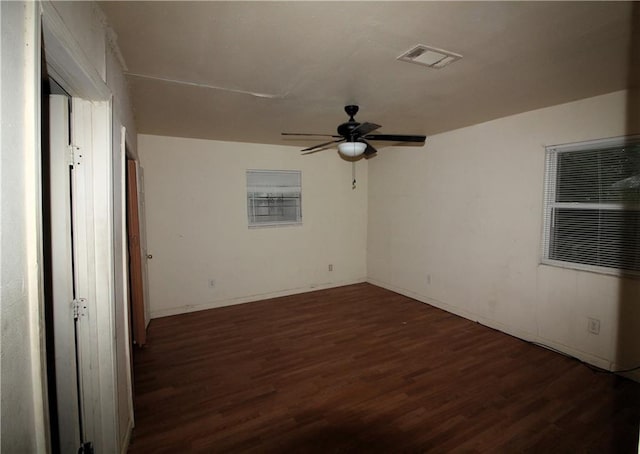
[128,283,640,453]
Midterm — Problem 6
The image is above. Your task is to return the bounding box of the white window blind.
[247,170,302,227]
[542,136,640,274]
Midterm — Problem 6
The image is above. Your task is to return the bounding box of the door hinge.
[73,298,87,320]
[67,145,83,167]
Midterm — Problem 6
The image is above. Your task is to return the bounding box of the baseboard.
[618,369,640,383]
[366,278,615,373]
[150,278,368,319]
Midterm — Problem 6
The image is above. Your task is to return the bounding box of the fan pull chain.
[352,161,356,189]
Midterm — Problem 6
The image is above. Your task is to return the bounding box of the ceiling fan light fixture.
[338,141,367,157]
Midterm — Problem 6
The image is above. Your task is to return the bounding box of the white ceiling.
[99,1,637,149]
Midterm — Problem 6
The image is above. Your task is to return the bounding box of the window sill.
[539,259,640,280]
[248,221,303,229]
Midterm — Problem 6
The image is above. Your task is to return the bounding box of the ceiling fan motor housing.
[337,121,361,141]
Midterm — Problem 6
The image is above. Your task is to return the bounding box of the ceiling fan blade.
[364,134,426,143]
[301,149,327,155]
[301,138,345,153]
[351,122,381,136]
[362,140,377,157]
[282,132,342,138]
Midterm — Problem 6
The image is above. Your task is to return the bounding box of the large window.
[247,170,302,227]
[542,136,640,274]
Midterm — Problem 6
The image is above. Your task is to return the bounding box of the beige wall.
[138,135,368,317]
[368,90,640,373]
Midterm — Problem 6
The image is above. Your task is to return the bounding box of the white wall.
[368,90,640,373]
[138,135,368,317]
[0,2,48,451]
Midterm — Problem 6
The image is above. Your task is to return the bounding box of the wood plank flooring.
[128,283,640,453]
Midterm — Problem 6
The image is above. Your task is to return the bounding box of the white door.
[50,94,99,453]
[49,94,83,452]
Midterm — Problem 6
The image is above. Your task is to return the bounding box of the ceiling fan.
[282,105,426,158]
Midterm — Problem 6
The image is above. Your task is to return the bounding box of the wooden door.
[127,159,147,346]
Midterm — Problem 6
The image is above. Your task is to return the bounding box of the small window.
[542,136,640,274]
[247,170,302,227]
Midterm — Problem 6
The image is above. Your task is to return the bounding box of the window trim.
[541,135,640,277]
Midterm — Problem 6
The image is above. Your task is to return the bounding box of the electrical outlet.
[328,264,333,272]
[587,317,600,335]
[208,279,216,289]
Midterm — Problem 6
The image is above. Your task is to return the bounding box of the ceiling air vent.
[397,44,462,69]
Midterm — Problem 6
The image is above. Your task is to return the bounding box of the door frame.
[41,2,124,452]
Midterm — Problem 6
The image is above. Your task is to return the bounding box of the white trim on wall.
[41,1,110,100]
[118,125,135,450]
[27,2,50,451]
